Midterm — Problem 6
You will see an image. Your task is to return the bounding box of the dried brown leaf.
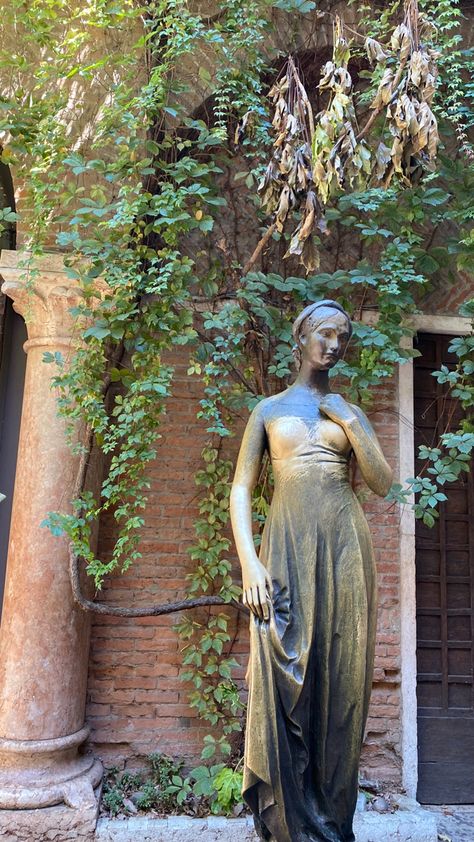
[333,67,352,93]
[291,146,312,192]
[285,227,320,273]
[406,96,420,136]
[413,125,427,154]
[351,141,372,177]
[371,68,395,110]
[274,131,288,149]
[298,207,315,241]
[299,191,319,239]
[391,23,411,62]
[329,146,344,188]
[275,184,295,233]
[409,50,430,88]
[339,121,357,155]
[258,162,281,213]
[390,134,405,174]
[413,101,437,153]
[279,143,295,175]
[374,141,392,180]
[365,37,389,65]
[313,160,330,204]
[268,78,289,102]
[394,94,419,135]
[286,114,300,137]
[390,24,403,50]
[319,61,335,90]
[422,103,439,157]
[272,99,287,130]
[312,159,326,185]
[333,16,350,68]
[301,235,320,273]
[258,161,278,193]
[421,73,436,104]
[332,91,350,122]
[285,228,303,258]
[260,188,280,214]
[399,33,411,64]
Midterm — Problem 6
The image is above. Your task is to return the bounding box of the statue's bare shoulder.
[253,387,298,426]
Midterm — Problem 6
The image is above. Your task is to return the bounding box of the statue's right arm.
[230,403,272,621]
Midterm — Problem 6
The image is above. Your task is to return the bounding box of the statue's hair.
[291,299,352,370]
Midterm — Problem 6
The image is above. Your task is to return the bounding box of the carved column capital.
[0,250,86,351]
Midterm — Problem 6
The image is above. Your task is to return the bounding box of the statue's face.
[299,310,350,370]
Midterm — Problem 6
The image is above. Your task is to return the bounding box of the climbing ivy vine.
[0,0,472,763]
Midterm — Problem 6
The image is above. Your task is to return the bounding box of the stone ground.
[426,805,474,842]
[2,805,474,841]
[94,811,439,842]
[93,809,474,842]
[92,807,474,842]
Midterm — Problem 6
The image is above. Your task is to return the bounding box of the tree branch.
[242,223,277,276]
[69,546,248,617]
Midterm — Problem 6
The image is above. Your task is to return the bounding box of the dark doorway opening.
[0,299,27,615]
[0,160,24,618]
[414,332,474,804]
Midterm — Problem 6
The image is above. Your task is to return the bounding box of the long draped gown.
[242,390,377,842]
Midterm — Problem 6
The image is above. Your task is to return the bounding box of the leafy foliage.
[388,300,474,525]
[101,754,244,817]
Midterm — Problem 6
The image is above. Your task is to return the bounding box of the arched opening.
[0,162,27,618]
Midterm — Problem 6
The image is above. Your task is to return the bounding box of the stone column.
[0,251,102,811]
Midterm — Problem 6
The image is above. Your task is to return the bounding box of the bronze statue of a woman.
[230,300,392,842]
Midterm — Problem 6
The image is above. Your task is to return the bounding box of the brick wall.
[420,270,473,316]
[359,377,402,784]
[86,351,248,765]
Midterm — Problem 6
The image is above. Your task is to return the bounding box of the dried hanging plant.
[379,6,440,185]
[312,17,372,205]
[239,0,440,273]
[257,56,326,272]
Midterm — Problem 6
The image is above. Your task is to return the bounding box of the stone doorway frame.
[398,313,472,798]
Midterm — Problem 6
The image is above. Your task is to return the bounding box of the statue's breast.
[265,409,351,462]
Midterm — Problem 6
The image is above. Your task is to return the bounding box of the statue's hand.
[319,393,357,428]
[242,559,273,621]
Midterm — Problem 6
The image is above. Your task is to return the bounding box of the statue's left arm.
[320,394,393,497]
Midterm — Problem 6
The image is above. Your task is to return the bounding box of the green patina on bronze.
[230,301,392,842]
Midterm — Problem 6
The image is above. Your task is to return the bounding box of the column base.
[0,795,101,842]
[0,726,103,809]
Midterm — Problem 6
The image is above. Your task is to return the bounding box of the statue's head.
[292,300,352,371]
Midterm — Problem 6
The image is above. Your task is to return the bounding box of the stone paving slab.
[426,805,474,842]
[95,810,438,842]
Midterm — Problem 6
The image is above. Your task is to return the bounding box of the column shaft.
[0,251,102,810]
[0,341,89,739]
